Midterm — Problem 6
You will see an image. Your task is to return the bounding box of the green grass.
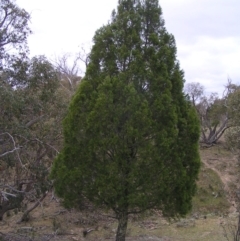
[192,166,230,215]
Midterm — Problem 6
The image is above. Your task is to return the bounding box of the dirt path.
[200,148,240,212]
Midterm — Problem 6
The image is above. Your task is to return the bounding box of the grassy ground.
[191,166,230,215]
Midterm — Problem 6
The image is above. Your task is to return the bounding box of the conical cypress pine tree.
[51,1,200,240]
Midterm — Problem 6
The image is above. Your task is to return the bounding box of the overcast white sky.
[16,0,240,95]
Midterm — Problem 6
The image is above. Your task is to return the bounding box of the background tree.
[225,85,240,154]
[0,0,80,222]
[0,0,69,220]
[51,1,201,241]
[0,55,71,221]
[185,82,231,145]
[53,53,82,93]
[185,82,204,107]
[0,0,31,218]
[0,0,31,68]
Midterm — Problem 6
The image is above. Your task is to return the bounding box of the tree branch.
[25,115,45,128]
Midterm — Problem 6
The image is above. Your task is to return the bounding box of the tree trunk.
[116,211,128,241]
[0,203,16,220]
[0,194,24,221]
[0,209,5,221]
[18,191,48,222]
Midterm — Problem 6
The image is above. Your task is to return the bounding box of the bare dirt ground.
[1,144,240,241]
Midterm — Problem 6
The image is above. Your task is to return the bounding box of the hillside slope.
[0,145,239,241]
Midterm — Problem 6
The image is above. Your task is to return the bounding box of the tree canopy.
[0,0,73,221]
[0,55,71,221]
[0,0,31,68]
[51,1,201,240]
[185,81,237,145]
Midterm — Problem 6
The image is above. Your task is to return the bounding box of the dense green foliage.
[51,0,200,240]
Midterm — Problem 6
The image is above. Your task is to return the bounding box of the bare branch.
[33,138,60,154]
[25,115,45,128]
[0,146,21,157]
[0,191,17,200]
[0,132,22,157]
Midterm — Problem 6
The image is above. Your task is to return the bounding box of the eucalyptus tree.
[0,56,69,221]
[0,0,31,68]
